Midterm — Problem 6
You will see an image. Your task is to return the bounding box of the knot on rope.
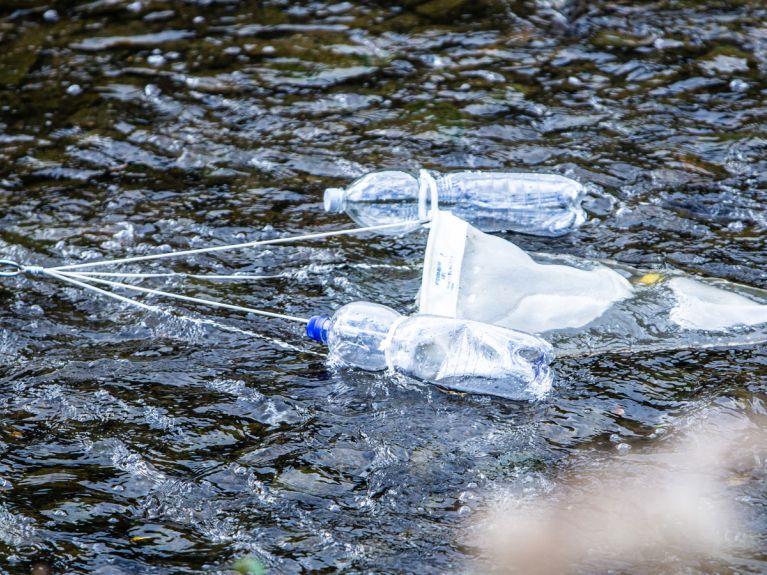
[0,260,47,277]
[0,259,24,277]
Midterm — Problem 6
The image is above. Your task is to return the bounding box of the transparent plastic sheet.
[419,211,767,357]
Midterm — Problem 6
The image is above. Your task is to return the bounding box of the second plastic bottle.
[324,169,587,237]
[306,301,553,401]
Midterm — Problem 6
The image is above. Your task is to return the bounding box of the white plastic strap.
[68,271,281,280]
[52,220,427,272]
[59,272,309,323]
[417,170,439,221]
[44,269,159,312]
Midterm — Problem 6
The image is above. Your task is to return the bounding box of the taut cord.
[55,271,308,323]
[0,220,428,323]
[51,220,427,272]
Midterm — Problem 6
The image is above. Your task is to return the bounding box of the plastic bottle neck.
[306,315,332,343]
[324,188,346,213]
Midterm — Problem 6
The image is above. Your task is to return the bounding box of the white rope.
[58,271,309,323]
[69,271,282,280]
[44,269,159,312]
[3,220,427,332]
[182,315,326,357]
[40,269,323,353]
[52,220,428,272]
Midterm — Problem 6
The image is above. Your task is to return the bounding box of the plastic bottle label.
[419,211,468,317]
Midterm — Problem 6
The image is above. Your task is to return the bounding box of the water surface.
[1,0,766,573]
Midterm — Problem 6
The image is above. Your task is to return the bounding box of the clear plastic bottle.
[305,301,554,400]
[306,301,400,371]
[323,169,587,237]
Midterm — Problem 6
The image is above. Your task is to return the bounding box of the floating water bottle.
[323,169,587,237]
[306,301,553,400]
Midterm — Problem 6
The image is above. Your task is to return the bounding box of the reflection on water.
[0,0,766,573]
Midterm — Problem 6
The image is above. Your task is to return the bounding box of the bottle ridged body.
[385,315,553,400]
[325,170,587,237]
[435,171,586,236]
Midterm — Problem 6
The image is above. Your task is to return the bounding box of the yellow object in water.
[637,273,664,286]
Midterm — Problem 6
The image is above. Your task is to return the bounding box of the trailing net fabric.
[419,211,767,356]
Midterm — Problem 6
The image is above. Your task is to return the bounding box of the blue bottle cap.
[306,315,332,343]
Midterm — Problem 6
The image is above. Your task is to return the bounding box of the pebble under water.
[1,1,767,573]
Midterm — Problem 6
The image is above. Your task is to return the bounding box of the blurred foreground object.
[476,414,765,574]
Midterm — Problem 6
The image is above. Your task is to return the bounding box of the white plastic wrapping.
[420,210,633,334]
[419,210,767,355]
[669,277,767,331]
[419,211,468,318]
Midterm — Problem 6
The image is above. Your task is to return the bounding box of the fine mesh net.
[419,211,633,334]
[418,211,767,355]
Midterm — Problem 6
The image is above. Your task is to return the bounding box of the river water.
[1,1,766,573]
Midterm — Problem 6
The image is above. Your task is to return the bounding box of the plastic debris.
[324,169,586,237]
[419,210,767,356]
[306,301,553,400]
